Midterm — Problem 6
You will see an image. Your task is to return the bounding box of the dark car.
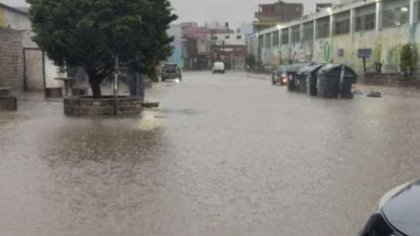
[161,64,182,81]
[272,65,288,86]
[360,179,420,236]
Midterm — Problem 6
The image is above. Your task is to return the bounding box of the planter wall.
[0,96,17,111]
[64,96,142,116]
[360,73,420,88]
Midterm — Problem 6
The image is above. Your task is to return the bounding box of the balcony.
[255,12,283,22]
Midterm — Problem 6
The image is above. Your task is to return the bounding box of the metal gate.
[23,48,45,91]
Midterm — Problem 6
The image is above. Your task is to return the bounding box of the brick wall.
[0,27,23,90]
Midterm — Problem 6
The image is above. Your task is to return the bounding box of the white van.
[212,61,225,74]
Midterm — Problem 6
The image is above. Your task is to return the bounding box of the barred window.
[281,28,289,44]
[303,21,314,41]
[355,4,376,32]
[382,0,409,28]
[291,25,300,42]
[334,11,350,35]
[273,31,279,46]
[258,35,264,48]
[265,33,271,48]
[316,17,330,38]
[355,14,375,31]
[416,0,420,22]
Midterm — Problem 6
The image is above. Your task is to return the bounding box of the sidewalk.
[246,72,420,98]
[246,72,271,80]
[357,84,420,98]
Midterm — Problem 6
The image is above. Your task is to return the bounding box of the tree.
[246,54,256,68]
[411,43,419,75]
[400,43,416,77]
[373,43,383,74]
[28,0,177,98]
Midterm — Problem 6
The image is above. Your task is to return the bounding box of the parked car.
[212,61,225,74]
[161,63,182,81]
[272,65,288,86]
[360,179,420,236]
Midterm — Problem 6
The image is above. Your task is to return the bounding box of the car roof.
[381,180,420,236]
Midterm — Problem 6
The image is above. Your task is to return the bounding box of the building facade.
[167,24,184,68]
[254,0,304,32]
[0,27,22,90]
[316,3,333,12]
[210,32,247,70]
[181,22,212,70]
[0,3,61,92]
[248,0,420,73]
[178,22,247,70]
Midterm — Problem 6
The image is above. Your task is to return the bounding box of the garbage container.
[286,65,297,92]
[286,63,313,92]
[296,67,309,93]
[340,66,358,99]
[317,64,358,99]
[305,64,324,96]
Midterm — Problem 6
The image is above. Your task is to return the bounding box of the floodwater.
[1,72,420,236]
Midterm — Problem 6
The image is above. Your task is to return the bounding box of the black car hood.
[382,180,420,236]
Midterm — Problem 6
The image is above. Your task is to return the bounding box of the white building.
[211,32,246,46]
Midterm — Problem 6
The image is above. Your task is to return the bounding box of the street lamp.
[326,7,333,15]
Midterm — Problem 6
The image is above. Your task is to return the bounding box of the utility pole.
[113,55,119,115]
[222,22,229,64]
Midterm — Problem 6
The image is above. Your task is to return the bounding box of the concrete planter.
[0,96,17,111]
[64,96,142,116]
[45,87,63,98]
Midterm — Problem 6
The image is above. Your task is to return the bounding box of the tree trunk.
[89,77,102,98]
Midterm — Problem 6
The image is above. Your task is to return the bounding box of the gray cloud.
[170,0,338,26]
[0,0,338,27]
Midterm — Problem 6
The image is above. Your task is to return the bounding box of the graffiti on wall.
[290,43,312,63]
[270,45,280,65]
[263,48,271,65]
[317,39,331,62]
[278,42,313,64]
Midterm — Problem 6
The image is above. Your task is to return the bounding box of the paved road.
[1,71,420,236]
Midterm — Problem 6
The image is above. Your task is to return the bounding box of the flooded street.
[1,71,420,235]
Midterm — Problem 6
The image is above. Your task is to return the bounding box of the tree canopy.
[28,0,177,97]
[400,43,417,76]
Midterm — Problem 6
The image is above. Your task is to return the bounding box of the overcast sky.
[1,0,338,27]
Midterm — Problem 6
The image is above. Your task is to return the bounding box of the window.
[258,35,264,48]
[236,35,242,40]
[334,11,350,35]
[291,25,300,42]
[316,17,330,38]
[334,20,350,35]
[225,35,230,39]
[382,0,410,28]
[416,0,420,22]
[212,36,218,40]
[265,33,271,48]
[355,4,376,32]
[272,31,279,46]
[303,21,314,41]
[281,28,289,44]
